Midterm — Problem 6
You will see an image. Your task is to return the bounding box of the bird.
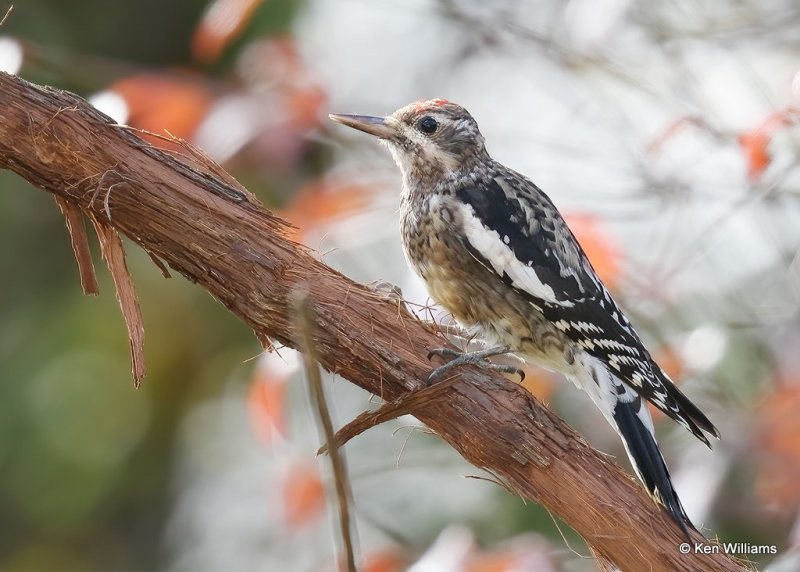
[329,99,719,537]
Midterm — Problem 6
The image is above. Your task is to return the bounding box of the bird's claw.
[426,345,524,383]
[368,280,404,302]
[427,347,461,361]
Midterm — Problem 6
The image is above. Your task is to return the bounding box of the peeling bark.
[54,195,99,295]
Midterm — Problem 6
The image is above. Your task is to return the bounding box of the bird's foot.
[368,280,420,320]
[426,345,524,383]
[368,280,405,302]
[319,346,522,456]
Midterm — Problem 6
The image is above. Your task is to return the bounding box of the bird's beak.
[329,113,394,139]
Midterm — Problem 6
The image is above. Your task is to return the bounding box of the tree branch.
[0,72,751,572]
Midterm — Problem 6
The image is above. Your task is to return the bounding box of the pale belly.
[402,226,574,374]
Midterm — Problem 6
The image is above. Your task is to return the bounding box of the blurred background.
[1,0,800,570]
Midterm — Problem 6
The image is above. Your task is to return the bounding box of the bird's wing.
[453,172,718,445]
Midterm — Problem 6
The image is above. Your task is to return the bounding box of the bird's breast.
[400,193,472,316]
[399,193,508,325]
[398,190,573,370]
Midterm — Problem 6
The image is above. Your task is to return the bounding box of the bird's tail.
[574,358,695,539]
[612,397,695,540]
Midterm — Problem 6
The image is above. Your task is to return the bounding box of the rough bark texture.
[0,72,751,572]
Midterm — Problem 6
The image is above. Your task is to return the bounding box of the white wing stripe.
[458,203,571,306]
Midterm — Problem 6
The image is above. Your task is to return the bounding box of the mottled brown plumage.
[330,99,718,537]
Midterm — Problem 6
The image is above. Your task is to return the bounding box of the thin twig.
[317,374,460,456]
[294,292,358,572]
[0,5,12,28]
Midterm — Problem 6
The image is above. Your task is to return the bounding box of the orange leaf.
[110,73,213,144]
[246,351,298,444]
[192,0,265,64]
[361,548,408,572]
[738,107,799,181]
[652,345,684,383]
[466,553,518,572]
[466,543,557,572]
[520,366,558,402]
[738,131,771,181]
[282,462,326,527]
[754,382,800,507]
[563,212,621,290]
[280,177,373,242]
[247,371,286,444]
[286,85,327,130]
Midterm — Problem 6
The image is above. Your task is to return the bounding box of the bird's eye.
[418,116,438,134]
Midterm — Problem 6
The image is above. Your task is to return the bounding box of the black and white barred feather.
[453,169,718,447]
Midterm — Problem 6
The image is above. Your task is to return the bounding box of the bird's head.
[330,99,489,182]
